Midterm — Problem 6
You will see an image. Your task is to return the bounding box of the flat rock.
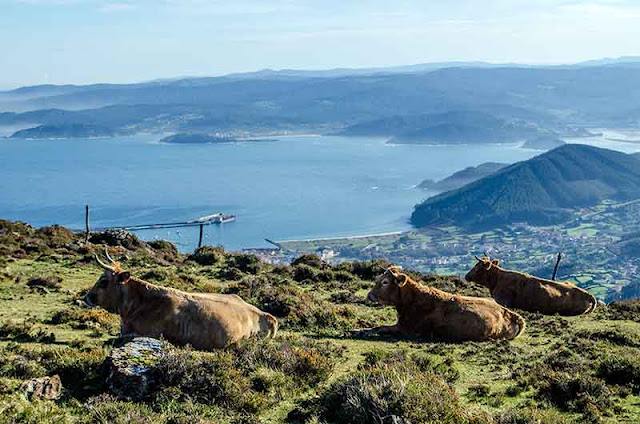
[21,374,62,400]
[105,337,169,400]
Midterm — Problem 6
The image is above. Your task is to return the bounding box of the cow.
[85,251,278,350]
[364,266,525,342]
[465,256,597,316]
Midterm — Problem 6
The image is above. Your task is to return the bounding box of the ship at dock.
[190,213,236,224]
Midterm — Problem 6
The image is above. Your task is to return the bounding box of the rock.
[105,337,169,400]
[20,375,62,400]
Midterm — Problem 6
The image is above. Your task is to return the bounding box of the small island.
[10,123,114,139]
[522,135,566,150]
[160,133,241,144]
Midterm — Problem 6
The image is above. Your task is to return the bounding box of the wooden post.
[198,224,204,249]
[84,205,90,244]
[551,252,562,280]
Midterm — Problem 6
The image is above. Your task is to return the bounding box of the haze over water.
[1,134,636,251]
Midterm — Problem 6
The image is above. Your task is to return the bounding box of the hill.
[419,162,508,192]
[9,123,114,139]
[0,220,639,423]
[339,111,541,144]
[411,144,640,228]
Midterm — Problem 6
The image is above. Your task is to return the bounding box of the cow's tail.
[510,311,526,340]
[584,294,598,315]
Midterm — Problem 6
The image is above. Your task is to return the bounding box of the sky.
[1,0,640,88]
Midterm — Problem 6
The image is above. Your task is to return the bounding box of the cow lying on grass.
[364,266,525,342]
[85,251,278,350]
[465,256,597,316]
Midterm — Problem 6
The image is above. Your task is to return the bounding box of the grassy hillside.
[1,220,639,423]
[412,144,640,228]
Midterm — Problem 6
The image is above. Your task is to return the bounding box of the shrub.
[292,264,320,283]
[237,335,341,388]
[0,320,56,343]
[27,275,63,290]
[360,350,460,384]
[294,361,471,424]
[576,327,640,347]
[598,299,640,321]
[36,225,78,248]
[155,348,265,413]
[188,246,225,266]
[597,355,640,394]
[49,307,119,334]
[536,372,613,415]
[227,253,262,274]
[291,254,325,269]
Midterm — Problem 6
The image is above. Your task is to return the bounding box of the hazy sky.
[1,0,639,88]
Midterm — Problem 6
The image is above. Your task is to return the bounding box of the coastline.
[277,230,405,244]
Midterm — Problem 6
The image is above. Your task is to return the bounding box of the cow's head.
[465,256,500,286]
[85,249,131,313]
[367,266,409,306]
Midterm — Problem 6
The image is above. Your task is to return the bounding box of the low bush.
[188,246,226,266]
[27,275,63,290]
[536,372,613,415]
[597,355,640,394]
[49,307,120,334]
[576,327,640,347]
[291,254,325,269]
[291,360,472,424]
[0,320,56,343]
[155,349,264,413]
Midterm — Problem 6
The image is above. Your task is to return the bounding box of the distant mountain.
[10,123,114,139]
[522,135,566,150]
[2,64,640,136]
[418,162,508,192]
[411,144,640,228]
[339,111,542,144]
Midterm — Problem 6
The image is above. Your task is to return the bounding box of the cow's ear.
[396,274,408,287]
[117,272,131,285]
[492,260,500,266]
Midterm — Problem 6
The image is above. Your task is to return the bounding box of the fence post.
[198,224,204,249]
[551,252,562,280]
[84,205,90,244]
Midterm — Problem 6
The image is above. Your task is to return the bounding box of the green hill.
[411,144,640,228]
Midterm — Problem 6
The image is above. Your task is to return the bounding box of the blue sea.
[1,133,636,251]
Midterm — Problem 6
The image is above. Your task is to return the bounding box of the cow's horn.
[474,255,481,261]
[104,247,116,264]
[95,254,115,272]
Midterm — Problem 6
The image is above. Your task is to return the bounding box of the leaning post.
[84,205,90,244]
[551,252,563,280]
[198,224,204,249]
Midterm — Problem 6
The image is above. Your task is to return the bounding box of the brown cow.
[465,256,597,316]
[85,252,278,350]
[364,266,525,342]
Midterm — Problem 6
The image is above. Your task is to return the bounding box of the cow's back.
[123,288,276,350]
[397,290,524,341]
[491,272,596,315]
